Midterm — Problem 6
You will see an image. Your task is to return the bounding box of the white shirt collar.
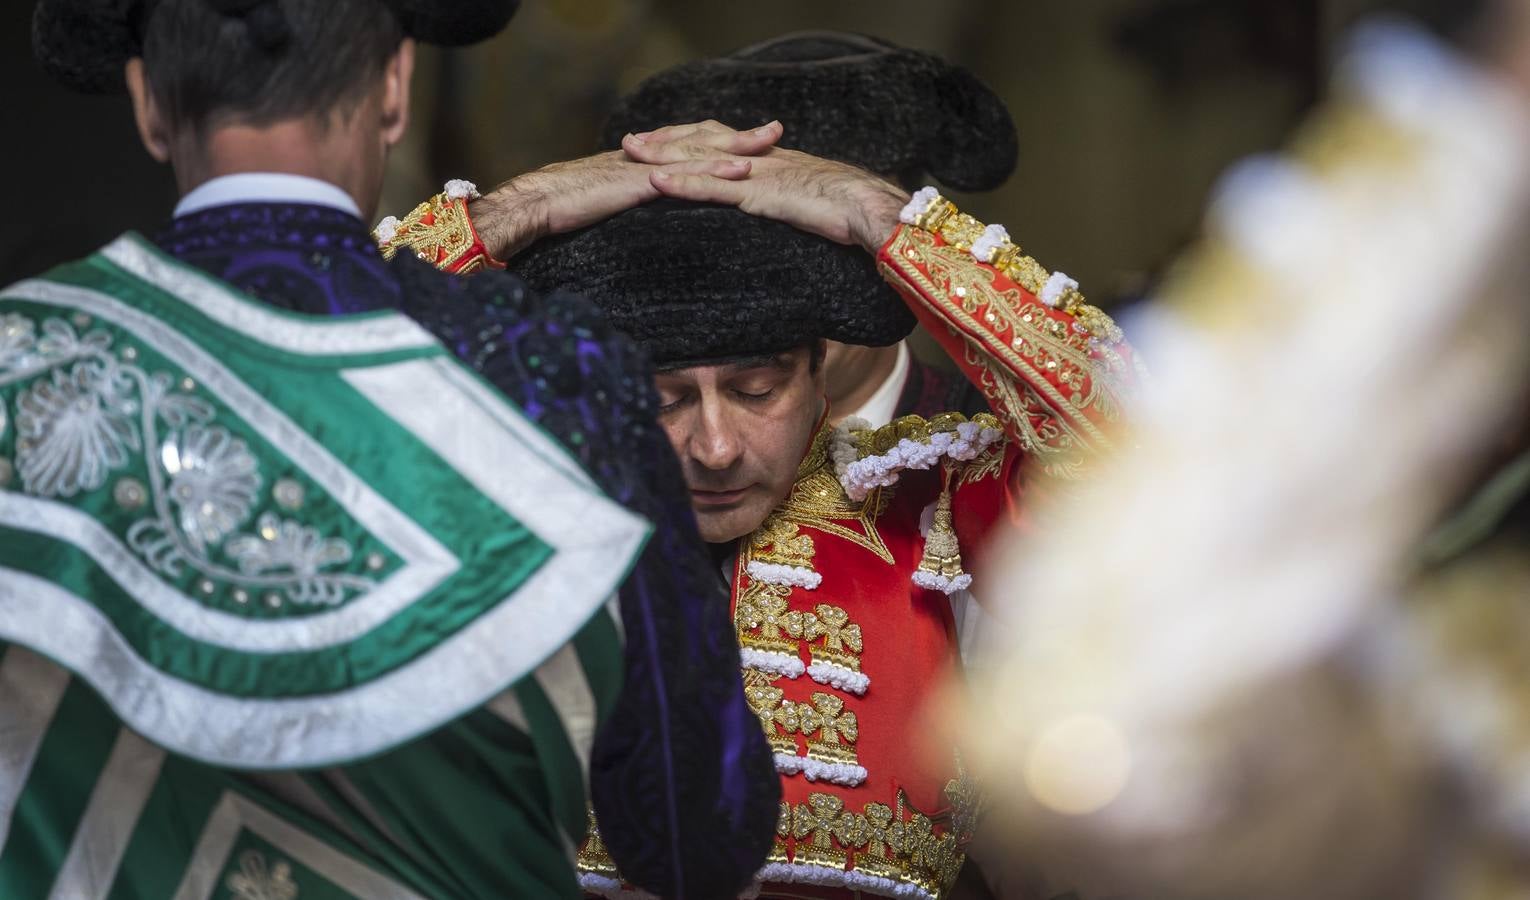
[174,173,362,219]
[844,342,911,428]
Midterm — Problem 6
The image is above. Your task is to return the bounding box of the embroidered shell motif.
[162,424,261,552]
[1,315,372,609]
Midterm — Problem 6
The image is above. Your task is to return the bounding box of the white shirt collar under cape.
[844,342,911,429]
[174,172,362,219]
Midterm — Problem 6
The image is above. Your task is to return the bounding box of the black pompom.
[33,0,522,94]
[244,4,291,51]
[602,31,1018,192]
[386,0,520,47]
[205,0,291,54]
[32,0,141,94]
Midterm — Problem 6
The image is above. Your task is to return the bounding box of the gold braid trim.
[906,194,1123,344]
[373,193,502,274]
[879,227,1130,478]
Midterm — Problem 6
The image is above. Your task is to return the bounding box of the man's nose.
[689,394,744,471]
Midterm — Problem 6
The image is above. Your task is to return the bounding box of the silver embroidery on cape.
[1,315,373,607]
[226,513,357,605]
[163,424,261,551]
[0,313,38,371]
[226,849,299,900]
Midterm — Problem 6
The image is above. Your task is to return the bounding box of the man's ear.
[124,58,172,163]
[380,38,416,147]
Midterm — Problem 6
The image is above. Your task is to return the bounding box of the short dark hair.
[141,0,405,132]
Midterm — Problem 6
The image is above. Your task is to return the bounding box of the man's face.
[653,347,826,543]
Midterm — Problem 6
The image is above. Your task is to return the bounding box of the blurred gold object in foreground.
[949,16,1530,900]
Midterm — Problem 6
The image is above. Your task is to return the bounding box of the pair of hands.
[468,120,910,260]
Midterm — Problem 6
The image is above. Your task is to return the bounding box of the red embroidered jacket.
[580,201,1138,900]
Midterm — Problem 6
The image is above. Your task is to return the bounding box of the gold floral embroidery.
[881,234,1132,477]
[792,793,850,869]
[847,802,901,881]
[768,799,794,865]
[374,193,480,272]
[750,515,817,572]
[893,810,953,894]
[776,791,966,897]
[738,596,866,680]
[744,670,802,756]
[803,603,863,675]
[799,692,859,767]
[768,423,895,564]
[744,673,864,773]
[777,469,893,563]
[958,441,1006,488]
[956,337,1091,480]
[736,580,807,656]
[736,419,889,671]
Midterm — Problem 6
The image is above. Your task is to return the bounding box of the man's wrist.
[854,183,911,254]
[468,178,550,261]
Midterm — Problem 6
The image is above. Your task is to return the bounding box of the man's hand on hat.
[468,122,782,259]
[620,122,910,255]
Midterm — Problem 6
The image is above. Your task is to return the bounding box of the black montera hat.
[514,31,1021,368]
[602,31,1019,192]
[513,199,915,369]
[33,0,519,94]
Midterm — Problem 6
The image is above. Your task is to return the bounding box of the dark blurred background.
[5,0,1398,304]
